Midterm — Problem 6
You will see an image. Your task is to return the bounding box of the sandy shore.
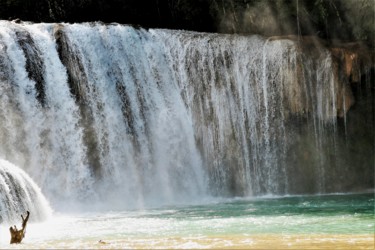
[6,234,372,249]
[121,234,374,249]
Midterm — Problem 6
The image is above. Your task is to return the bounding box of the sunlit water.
[0,192,373,249]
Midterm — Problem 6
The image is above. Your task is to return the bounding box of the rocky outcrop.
[330,42,373,83]
[269,35,373,119]
[54,24,87,102]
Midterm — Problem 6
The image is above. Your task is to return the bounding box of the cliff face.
[57,23,373,196]
[0,22,373,209]
[281,36,374,194]
[155,30,373,195]
[281,37,374,194]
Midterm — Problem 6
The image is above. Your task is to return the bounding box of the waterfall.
[154,31,354,195]
[0,159,51,223]
[0,21,371,210]
[0,22,97,208]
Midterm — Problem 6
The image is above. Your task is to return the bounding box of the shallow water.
[1,192,373,249]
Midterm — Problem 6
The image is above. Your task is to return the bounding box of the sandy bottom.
[6,234,373,249]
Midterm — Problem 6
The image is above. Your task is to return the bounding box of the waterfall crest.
[0,21,372,210]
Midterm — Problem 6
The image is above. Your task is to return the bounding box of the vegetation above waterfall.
[0,0,373,47]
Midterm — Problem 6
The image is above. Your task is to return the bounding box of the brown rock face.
[270,35,373,118]
[330,42,373,116]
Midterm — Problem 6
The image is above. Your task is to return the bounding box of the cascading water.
[0,22,97,209]
[0,21,207,210]
[61,24,206,208]
[0,21,372,212]
[155,31,356,195]
[0,158,51,223]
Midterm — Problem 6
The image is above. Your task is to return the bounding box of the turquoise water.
[0,192,373,249]
[140,192,374,235]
